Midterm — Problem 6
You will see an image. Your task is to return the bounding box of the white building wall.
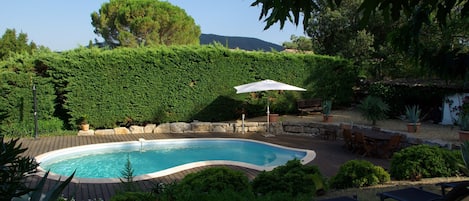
[441,93,469,125]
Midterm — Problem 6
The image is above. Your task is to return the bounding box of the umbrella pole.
[266,100,270,133]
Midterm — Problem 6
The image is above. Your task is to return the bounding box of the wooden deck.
[16,132,389,200]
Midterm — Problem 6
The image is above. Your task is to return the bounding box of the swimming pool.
[35,138,316,183]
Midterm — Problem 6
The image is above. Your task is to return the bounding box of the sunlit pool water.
[36,138,315,181]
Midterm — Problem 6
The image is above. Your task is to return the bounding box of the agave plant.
[459,141,469,175]
[322,100,332,117]
[404,105,421,123]
[1,137,75,201]
[13,170,76,201]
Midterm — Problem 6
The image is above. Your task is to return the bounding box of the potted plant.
[459,114,469,141]
[78,115,89,131]
[322,100,333,122]
[358,95,389,126]
[403,105,421,133]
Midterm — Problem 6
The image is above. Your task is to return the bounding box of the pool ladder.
[138,138,146,152]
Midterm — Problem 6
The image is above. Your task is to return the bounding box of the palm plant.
[358,96,389,125]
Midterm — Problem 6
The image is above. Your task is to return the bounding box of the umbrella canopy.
[234,79,306,132]
[234,79,306,94]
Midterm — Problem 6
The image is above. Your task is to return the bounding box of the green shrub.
[390,145,461,180]
[251,159,326,197]
[38,117,64,133]
[367,82,453,118]
[173,167,250,194]
[110,191,155,201]
[329,160,390,189]
[156,167,251,201]
[157,189,310,201]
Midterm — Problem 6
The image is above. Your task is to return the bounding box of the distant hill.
[200,34,284,52]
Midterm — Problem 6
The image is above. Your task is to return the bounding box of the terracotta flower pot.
[406,123,421,133]
[269,114,279,122]
[459,130,469,141]
[80,123,90,131]
[323,115,333,122]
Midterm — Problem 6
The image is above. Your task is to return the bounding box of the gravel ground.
[254,108,461,145]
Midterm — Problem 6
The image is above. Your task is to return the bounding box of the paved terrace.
[18,132,389,200]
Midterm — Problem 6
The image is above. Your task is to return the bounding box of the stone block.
[243,122,259,127]
[211,123,230,133]
[114,127,130,135]
[95,129,115,135]
[144,124,156,133]
[154,123,170,134]
[284,125,303,133]
[191,122,211,132]
[304,127,320,134]
[77,130,94,136]
[170,122,191,133]
[249,126,266,132]
[130,126,144,134]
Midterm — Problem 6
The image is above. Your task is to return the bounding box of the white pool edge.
[34,138,316,184]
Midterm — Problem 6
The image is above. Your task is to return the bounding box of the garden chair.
[354,132,377,157]
[378,134,402,159]
[342,128,354,151]
[319,196,358,201]
[321,129,337,140]
[377,182,469,201]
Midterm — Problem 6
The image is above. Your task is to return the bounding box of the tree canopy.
[305,0,413,79]
[0,29,37,60]
[282,35,313,52]
[91,0,201,48]
[252,0,469,81]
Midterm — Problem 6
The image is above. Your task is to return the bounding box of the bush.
[110,191,155,201]
[251,159,326,197]
[173,167,250,193]
[390,145,461,180]
[156,167,252,201]
[329,160,390,189]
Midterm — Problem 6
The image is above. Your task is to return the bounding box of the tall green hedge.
[0,54,58,136]
[1,45,356,132]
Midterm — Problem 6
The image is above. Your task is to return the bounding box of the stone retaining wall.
[78,121,453,148]
[77,121,269,136]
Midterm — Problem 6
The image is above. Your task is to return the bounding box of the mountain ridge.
[200,33,284,51]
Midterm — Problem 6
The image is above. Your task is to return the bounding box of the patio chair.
[354,132,377,157]
[342,128,354,151]
[321,129,337,140]
[378,134,402,159]
[377,182,469,201]
[318,196,358,201]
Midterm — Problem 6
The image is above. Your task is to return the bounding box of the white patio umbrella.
[234,79,306,131]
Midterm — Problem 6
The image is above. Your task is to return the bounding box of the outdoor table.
[436,181,469,195]
[319,196,358,201]
[377,187,442,201]
[350,127,396,157]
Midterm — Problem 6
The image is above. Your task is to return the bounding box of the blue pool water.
[38,139,311,179]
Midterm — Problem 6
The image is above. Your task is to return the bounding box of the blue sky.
[0,0,305,51]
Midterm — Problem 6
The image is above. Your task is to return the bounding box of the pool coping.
[34,138,316,184]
